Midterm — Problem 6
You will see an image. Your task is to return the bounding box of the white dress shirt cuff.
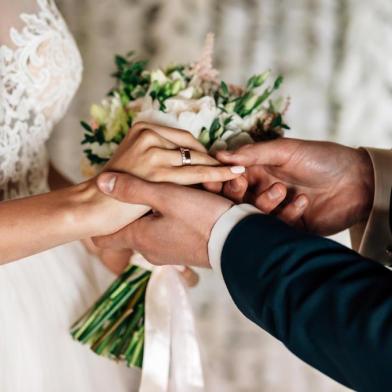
[208,204,261,279]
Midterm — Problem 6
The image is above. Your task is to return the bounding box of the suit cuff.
[208,204,261,278]
[350,147,392,264]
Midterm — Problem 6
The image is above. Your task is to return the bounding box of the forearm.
[0,181,148,264]
[221,214,392,391]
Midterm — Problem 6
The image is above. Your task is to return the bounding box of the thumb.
[97,172,162,209]
[216,139,295,167]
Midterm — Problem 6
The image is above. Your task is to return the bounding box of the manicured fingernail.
[268,186,283,200]
[230,166,245,174]
[295,196,308,209]
[174,265,186,272]
[98,174,116,194]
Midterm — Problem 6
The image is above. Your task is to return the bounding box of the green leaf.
[81,134,97,145]
[223,116,233,126]
[270,114,283,128]
[220,81,229,96]
[234,92,252,115]
[246,70,270,90]
[115,55,128,69]
[209,118,221,135]
[83,149,109,165]
[81,121,93,133]
[273,75,284,90]
[95,126,106,145]
[171,79,184,95]
[198,128,210,147]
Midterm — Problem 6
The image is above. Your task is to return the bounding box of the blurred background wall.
[51,1,392,391]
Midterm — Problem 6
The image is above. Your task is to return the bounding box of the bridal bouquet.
[71,34,289,371]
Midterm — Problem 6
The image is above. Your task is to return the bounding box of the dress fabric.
[0,0,140,390]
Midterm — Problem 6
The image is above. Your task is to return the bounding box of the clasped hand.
[92,130,375,271]
[85,121,244,282]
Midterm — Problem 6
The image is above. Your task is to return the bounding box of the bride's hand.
[83,122,244,238]
[103,122,245,184]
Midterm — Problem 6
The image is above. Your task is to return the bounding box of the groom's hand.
[217,138,374,236]
[92,173,233,268]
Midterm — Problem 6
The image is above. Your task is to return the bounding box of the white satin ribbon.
[132,255,205,392]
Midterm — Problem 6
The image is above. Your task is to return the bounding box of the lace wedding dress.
[0,0,140,390]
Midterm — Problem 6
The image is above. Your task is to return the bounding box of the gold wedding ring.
[179,147,192,166]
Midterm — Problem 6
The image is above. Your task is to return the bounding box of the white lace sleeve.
[0,0,82,200]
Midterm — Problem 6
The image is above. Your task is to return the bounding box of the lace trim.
[0,0,82,200]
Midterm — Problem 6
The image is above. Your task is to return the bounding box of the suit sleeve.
[350,148,392,265]
[221,213,392,392]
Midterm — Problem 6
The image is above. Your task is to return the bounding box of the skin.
[49,163,134,275]
[217,138,375,235]
[93,138,375,270]
[93,173,233,269]
[0,122,242,265]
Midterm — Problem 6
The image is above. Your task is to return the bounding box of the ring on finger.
[179,147,192,166]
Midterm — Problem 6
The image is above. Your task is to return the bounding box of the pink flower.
[90,120,99,131]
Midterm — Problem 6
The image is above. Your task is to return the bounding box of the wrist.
[68,178,151,238]
[62,180,104,238]
[208,204,260,273]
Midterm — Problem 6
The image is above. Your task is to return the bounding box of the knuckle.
[144,147,162,165]
[128,122,146,139]
[132,136,146,152]
[123,128,133,141]
[140,129,159,145]
[132,121,149,131]
[182,131,196,141]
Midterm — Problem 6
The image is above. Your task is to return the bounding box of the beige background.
[51,1,392,391]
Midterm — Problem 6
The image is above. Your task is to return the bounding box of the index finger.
[222,176,248,203]
[216,139,298,167]
[162,165,246,185]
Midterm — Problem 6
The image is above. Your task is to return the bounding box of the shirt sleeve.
[208,204,261,278]
[350,147,392,265]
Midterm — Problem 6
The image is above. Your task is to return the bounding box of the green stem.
[77,277,147,342]
[73,272,150,342]
[127,326,145,368]
[91,280,147,351]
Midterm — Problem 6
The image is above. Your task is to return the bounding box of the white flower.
[178,86,195,99]
[90,142,118,159]
[90,94,128,141]
[225,112,262,133]
[150,69,167,85]
[135,109,180,130]
[135,96,218,139]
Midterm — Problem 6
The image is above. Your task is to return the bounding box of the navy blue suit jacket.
[221,214,392,391]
